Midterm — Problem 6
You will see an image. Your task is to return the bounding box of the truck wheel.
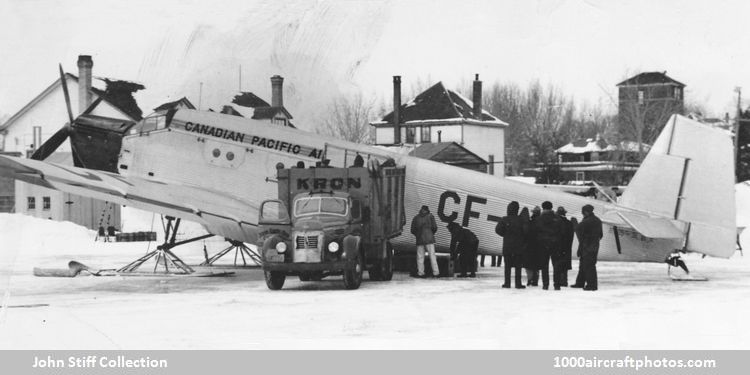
[369,241,394,281]
[265,271,286,290]
[381,241,394,281]
[343,253,363,290]
[298,273,311,282]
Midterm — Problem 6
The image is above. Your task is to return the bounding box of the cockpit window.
[294,197,349,217]
[130,113,169,135]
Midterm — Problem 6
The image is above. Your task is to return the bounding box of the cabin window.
[637,90,644,104]
[421,126,431,143]
[674,87,681,100]
[135,114,167,134]
[43,197,51,210]
[226,152,235,161]
[576,172,585,182]
[212,148,221,158]
[27,197,35,210]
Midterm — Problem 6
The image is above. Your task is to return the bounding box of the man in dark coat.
[533,201,562,290]
[411,205,439,278]
[554,206,576,289]
[447,222,479,278]
[571,204,603,291]
[497,201,527,289]
[525,206,541,286]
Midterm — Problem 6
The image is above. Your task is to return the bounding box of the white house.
[370,75,508,176]
[0,55,141,229]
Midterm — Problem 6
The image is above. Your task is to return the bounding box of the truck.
[258,163,406,290]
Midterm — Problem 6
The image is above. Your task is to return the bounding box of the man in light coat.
[411,205,439,278]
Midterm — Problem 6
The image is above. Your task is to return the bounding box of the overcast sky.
[1,0,748,129]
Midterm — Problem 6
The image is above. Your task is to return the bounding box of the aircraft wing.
[0,156,259,243]
[600,210,685,239]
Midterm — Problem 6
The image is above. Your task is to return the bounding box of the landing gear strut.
[117,216,213,274]
[200,239,261,266]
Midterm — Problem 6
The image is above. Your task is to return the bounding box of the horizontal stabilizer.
[615,212,684,239]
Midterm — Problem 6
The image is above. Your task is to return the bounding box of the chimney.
[473,73,482,119]
[393,76,401,144]
[271,75,284,107]
[77,55,93,114]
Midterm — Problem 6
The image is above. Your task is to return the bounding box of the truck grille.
[295,235,319,249]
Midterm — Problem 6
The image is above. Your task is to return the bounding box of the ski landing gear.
[200,239,261,267]
[117,216,213,274]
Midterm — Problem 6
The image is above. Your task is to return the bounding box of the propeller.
[29,64,137,173]
[30,64,77,162]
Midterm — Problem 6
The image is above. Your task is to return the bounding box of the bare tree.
[316,93,375,144]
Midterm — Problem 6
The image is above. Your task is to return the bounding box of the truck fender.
[261,235,286,260]
[342,235,362,262]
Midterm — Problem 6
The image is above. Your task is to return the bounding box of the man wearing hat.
[571,204,603,291]
[410,205,439,278]
[554,206,577,289]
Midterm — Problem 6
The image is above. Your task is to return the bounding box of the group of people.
[497,201,602,291]
[409,201,603,291]
[409,205,480,278]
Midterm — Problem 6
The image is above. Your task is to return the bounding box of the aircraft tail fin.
[619,115,736,258]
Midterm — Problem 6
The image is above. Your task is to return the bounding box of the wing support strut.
[117,216,213,274]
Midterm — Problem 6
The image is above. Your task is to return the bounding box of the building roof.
[231,92,270,108]
[373,81,507,127]
[0,73,142,132]
[556,137,650,154]
[409,142,487,165]
[251,106,294,121]
[616,72,685,87]
[153,97,196,111]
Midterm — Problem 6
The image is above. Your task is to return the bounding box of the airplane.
[0,68,737,276]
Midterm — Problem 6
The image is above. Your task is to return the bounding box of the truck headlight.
[276,242,287,253]
[327,242,339,252]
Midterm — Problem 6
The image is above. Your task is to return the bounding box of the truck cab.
[259,165,405,290]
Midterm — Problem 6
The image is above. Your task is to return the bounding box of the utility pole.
[735,86,742,182]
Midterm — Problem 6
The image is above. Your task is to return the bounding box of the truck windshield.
[295,197,348,217]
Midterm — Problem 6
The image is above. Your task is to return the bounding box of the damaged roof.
[375,82,506,127]
[231,92,271,108]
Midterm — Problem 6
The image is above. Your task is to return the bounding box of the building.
[525,135,648,186]
[219,75,295,128]
[370,75,507,176]
[409,142,488,173]
[153,97,196,113]
[0,55,142,229]
[617,71,685,145]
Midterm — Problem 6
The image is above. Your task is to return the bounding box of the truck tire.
[369,241,394,281]
[298,273,311,282]
[265,271,286,290]
[343,252,363,290]
[381,241,394,281]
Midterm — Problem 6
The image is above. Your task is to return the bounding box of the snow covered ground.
[1,210,749,350]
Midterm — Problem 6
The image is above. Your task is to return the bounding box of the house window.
[406,127,416,143]
[27,197,35,210]
[637,90,644,104]
[273,117,287,126]
[421,126,431,143]
[576,172,585,182]
[43,197,51,210]
[674,87,681,100]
